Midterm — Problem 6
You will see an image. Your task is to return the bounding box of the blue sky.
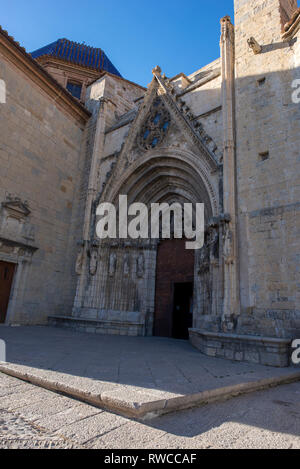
[2,1,235,86]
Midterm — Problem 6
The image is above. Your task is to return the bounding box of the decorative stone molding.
[2,195,30,218]
[0,195,36,248]
[0,237,37,256]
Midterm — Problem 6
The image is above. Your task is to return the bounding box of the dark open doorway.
[172,282,193,340]
[0,261,16,324]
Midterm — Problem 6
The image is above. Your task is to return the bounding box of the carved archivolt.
[137,97,171,151]
[105,149,219,217]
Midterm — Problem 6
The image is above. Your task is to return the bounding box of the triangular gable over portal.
[100,66,220,204]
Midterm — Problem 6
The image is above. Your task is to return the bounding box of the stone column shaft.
[220,16,240,323]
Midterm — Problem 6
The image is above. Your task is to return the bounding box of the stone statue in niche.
[123,252,130,276]
[89,249,98,276]
[136,253,145,278]
[109,252,117,277]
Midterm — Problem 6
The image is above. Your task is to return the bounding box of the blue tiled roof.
[31,39,122,77]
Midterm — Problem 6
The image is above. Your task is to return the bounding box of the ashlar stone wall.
[234,0,300,338]
[0,49,86,324]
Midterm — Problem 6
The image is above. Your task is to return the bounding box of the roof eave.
[89,70,147,92]
[0,26,91,127]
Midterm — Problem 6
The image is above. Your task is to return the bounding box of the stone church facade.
[1,0,300,367]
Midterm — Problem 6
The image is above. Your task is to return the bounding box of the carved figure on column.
[109,252,117,277]
[75,247,84,275]
[123,252,130,276]
[198,241,211,315]
[137,253,145,278]
[89,249,98,276]
[198,244,210,275]
[221,217,237,332]
[223,223,234,265]
[207,220,219,262]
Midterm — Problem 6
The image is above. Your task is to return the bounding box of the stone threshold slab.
[1,362,299,420]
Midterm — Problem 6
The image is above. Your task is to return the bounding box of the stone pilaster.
[73,98,108,312]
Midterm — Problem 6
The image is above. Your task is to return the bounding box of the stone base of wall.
[48,315,145,337]
[189,329,292,367]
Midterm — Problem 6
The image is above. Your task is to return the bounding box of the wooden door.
[154,240,195,338]
[0,261,16,323]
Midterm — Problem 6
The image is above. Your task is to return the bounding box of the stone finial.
[220,15,234,43]
[152,65,162,76]
[220,15,232,24]
[220,15,233,29]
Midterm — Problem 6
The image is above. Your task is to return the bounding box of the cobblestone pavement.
[1,372,300,449]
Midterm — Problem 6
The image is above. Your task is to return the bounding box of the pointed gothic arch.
[103,148,219,217]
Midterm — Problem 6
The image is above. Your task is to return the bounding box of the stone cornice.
[0,26,91,127]
[36,56,102,79]
[177,69,221,97]
[0,236,38,252]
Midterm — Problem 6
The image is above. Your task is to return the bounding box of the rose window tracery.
[137,97,171,151]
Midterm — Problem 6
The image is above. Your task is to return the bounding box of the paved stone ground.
[0,373,300,449]
[0,326,299,418]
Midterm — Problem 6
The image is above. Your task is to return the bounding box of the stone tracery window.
[137,97,171,151]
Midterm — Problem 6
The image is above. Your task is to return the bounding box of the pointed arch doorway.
[154,239,195,339]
